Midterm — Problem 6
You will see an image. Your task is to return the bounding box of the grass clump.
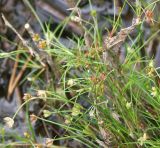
[1,0,160,147]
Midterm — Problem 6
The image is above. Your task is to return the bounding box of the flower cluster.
[151,86,158,97]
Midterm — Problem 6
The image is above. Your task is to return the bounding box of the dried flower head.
[32,33,40,41]
[38,40,47,49]
[70,16,82,23]
[100,73,106,81]
[37,90,47,98]
[23,93,32,101]
[147,67,155,77]
[145,10,154,24]
[151,86,157,97]
[138,133,148,146]
[43,110,52,118]
[30,114,37,123]
[90,75,98,84]
[45,138,53,147]
[67,79,76,87]
[24,132,31,138]
[146,60,155,77]
[89,109,95,118]
[71,104,82,116]
[98,120,104,125]
[3,117,14,128]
